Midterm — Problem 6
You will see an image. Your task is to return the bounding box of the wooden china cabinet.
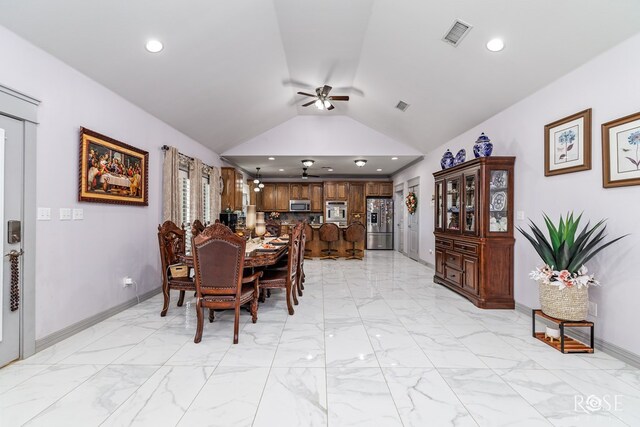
[433,157,515,309]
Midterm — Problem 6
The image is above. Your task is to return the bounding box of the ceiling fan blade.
[309,175,320,178]
[301,100,316,107]
[327,104,335,111]
[297,91,316,97]
[329,95,349,101]
[321,85,332,97]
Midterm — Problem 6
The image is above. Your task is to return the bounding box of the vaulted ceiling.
[1,0,639,154]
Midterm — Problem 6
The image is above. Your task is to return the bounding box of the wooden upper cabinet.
[290,183,309,200]
[275,183,290,211]
[260,183,277,211]
[325,182,349,201]
[324,182,337,200]
[349,182,365,214]
[336,182,349,200]
[366,181,393,197]
[221,167,243,211]
[310,183,323,212]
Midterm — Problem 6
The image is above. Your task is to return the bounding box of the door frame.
[394,184,404,254]
[0,84,39,360]
[407,177,420,261]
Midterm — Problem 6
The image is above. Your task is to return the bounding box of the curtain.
[189,158,204,223]
[162,146,181,223]
[210,166,222,221]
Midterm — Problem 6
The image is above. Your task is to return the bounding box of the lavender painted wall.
[394,33,640,355]
[0,25,221,339]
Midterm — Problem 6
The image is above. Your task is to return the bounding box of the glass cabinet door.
[464,174,477,234]
[435,180,444,230]
[489,170,509,232]
[446,177,461,232]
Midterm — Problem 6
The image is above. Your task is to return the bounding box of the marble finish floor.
[2,251,640,426]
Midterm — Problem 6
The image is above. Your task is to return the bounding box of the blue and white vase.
[441,150,454,169]
[454,149,466,166]
[473,132,493,158]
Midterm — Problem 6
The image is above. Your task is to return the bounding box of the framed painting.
[78,127,148,205]
[544,109,592,176]
[602,111,640,188]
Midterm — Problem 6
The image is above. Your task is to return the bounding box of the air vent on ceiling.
[395,100,410,112]
[442,19,472,47]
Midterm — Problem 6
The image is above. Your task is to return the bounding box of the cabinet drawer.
[445,266,462,286]
[435,238,453,249]
[445,251,462,269]
[454,241,478,255]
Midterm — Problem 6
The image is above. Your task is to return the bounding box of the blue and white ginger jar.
[454,149,466,166]
[441,149,454,169]
[473,132,493,158]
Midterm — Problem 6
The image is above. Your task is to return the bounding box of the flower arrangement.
[269,211,280,219]
[518,212,626,289]
[405,192,417,214]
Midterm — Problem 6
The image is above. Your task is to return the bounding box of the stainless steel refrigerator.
[366,198,394,250]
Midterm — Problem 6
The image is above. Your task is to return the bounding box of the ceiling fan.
[301,167,320,180]
[297,85,349,110]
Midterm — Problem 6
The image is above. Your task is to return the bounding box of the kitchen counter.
[280,222,364,258]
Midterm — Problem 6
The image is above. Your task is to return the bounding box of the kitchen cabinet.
[290,183,309,200]
[348,182,365,224]
[310,183,323,212]
[259,183,277,211]
[433,156,515,309]
[365,181,393,197]
[324,182,349,201]
[276,183,290,211]
[221,167,243,211]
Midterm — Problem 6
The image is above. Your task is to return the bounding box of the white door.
[395,190,404,252]
[407,185,419,260]
[0,115,24,367]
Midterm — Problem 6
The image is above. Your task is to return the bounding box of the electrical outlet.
[122,277,133,287]
[59,208,72,220]
[588,301,597,317]
[428,249,434,254]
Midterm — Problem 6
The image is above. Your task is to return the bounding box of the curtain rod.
[161,145,215,171]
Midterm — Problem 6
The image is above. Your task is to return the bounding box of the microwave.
[289,200,311,212]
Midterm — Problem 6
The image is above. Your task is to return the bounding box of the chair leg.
[259,288,266,303]
[233,303,241,344]
[177,290,185,307]
[209,308,215,323]
[194,299,204,343]
[292,278,299,306]
[300,269,305,290]
[161,283,170,317]
[251,290,259,324]
[286,282,295,315]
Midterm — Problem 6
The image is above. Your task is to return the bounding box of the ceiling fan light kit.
[297,85,349,111]
[355,159,367,167]
[302,159,315,167]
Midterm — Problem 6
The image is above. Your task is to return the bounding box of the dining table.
[180,236,288,269]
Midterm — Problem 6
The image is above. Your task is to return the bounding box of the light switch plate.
[516,211,525,221]
[37,207,51,221]
[72,208,84,220]
[59,208,72,220]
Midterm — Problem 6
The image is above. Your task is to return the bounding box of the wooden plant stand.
[532,309,594,354]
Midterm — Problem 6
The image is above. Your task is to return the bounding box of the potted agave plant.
[517,213,626,321]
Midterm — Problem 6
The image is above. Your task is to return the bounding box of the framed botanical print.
[544,109,592,176]
[602,111,640,188]
[78,127,149,205]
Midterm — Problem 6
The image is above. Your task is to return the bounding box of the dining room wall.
[393,32,640,356]
[0,25,222,340]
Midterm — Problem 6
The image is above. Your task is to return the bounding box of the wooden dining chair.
[158,221,195,317]
[259,223,301,315]
[265,219,281,236]
[191,219,205,238]
[296,222,307,298]
[192,223,262,344]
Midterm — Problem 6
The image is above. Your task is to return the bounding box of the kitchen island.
[280,223,365,259]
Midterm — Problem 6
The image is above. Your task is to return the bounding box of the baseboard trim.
[398,250,435,269]
[515,302,640,369]
[34,287,162,353]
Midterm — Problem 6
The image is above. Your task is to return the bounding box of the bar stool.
[304,223,314,260]
[344,222,366,260]
[319,223,339,260]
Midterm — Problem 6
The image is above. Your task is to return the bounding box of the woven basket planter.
[538,281,588,321]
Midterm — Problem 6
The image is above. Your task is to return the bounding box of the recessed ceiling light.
[486,38,505,52]
[145,39,164,53]
[278,168,284,172]
[302,159,315,167]
[391,157,398,160]
[354,159,367,167]
[377,168,382,172]
[268,157,275,160]
[327,168,333,172]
